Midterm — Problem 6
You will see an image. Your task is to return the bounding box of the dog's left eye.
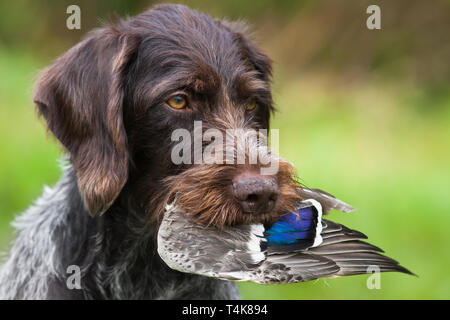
[167,95,187,109]
[246,100,257,111]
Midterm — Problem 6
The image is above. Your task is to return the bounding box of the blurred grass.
[0,47,449,299]
[238,74,450,299]
[0,49,62,245]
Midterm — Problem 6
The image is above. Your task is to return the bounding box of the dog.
[0,4,302,299]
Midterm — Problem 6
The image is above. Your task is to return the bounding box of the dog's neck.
[49,166,239,299]
[0,164,239,299]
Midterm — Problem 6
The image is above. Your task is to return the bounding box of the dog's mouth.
[154,160,302,229]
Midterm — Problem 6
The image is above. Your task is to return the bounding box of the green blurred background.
[0,0,449,299]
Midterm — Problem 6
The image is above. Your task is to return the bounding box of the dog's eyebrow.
[232,69,270,99]
[141,65,222,105]
[144,74,189,102]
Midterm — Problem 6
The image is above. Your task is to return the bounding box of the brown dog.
[0,4,302,299]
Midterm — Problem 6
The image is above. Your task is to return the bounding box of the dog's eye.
[167,95,187,109]
[246,101,257,111]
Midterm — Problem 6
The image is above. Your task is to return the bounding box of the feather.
[298,188,355,214]
[265,199,323,252]
[157,197,414,284]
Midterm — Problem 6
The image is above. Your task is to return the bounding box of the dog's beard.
[152,159,302,229]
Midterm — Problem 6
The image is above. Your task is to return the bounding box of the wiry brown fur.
[157,160,301,228]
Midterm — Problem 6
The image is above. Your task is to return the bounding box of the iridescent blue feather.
[265,200,323,249]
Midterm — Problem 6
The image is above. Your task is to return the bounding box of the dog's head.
[34,4,301,228]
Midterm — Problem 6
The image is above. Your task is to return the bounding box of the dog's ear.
[222,20,272,81]
[34,27,141,216]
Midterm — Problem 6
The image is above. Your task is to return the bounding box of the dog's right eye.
[167,95,187,109]
[246,100,257,111]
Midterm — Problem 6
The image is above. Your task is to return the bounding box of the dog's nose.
[233,173,280,214]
